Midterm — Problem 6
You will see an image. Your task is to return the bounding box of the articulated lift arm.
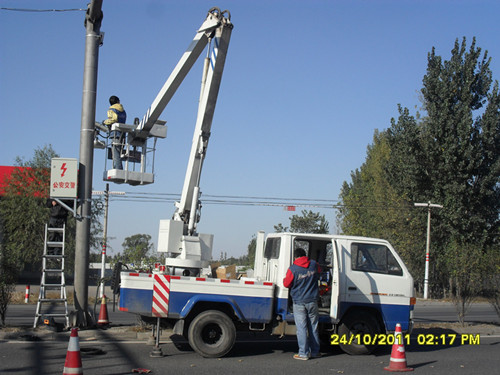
[134,7,232,236]
[133,8,231,141]
[155,8,233,273]
[174,9,232,235]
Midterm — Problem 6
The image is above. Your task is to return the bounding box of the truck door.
[329,240,340,322]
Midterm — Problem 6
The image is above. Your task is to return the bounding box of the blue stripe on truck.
[120,288,274,323]
[275,297,412,331]
[120,288,153,316]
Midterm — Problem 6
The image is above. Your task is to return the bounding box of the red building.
[0,165,49,197]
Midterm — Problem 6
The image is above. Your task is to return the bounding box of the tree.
[338,37,500,299]
[122,234,154,265]
[337,130,423,282]
[275,210,329,234]
[241,236,256,267]
[420,37,499,246]
[418,37,499,299]
[15,144,59,169]
[445,240,486,325]
[0,240,16,326]
[482,247,500,320]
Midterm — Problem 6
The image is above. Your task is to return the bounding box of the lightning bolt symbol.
[60,163,67,177]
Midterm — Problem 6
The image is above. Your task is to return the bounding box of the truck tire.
[187,310,236,358]
[337,311,380,355]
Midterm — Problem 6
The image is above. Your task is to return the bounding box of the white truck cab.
[255,231,415,355]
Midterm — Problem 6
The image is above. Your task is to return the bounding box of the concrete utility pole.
[414,202,443,300]
[74,0,103,327]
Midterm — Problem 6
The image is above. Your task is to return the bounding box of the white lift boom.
[148,8,232,273]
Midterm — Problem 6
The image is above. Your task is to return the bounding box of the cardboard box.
[210,262,221,278]
[216,265,236,279]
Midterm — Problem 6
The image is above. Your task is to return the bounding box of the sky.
[1,0,499,259]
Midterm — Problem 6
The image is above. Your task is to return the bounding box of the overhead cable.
[0,7,85,12]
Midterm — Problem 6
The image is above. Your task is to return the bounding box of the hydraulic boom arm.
[155,8,233,273]
[173,9,232,235]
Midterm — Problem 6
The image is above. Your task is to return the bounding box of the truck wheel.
[338,311,380,355]
[187,310,236,358]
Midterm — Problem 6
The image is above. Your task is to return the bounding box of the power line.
[112,191,338,207]
[101,191,415,211]
[0,7,86,12]
[120,191,339,203]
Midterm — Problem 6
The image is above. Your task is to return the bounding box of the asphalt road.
[4,298,499,327]
[1,299,499,375]
[0,332,499,375]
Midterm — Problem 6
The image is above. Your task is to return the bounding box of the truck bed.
[119,272,276,323]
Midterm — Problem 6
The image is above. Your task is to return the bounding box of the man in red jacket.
[283,248,321,360]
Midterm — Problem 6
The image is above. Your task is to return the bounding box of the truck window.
[351,243,403,276]
[264,237,281,259]
[293,240,310,255]
[293,239,332,267]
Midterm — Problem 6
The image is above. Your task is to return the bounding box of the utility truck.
[119,231,415,357]
[113,8,416,358]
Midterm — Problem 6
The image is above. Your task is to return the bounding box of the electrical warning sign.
[50,158,78,198]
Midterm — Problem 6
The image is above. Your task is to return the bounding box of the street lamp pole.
[100,184,109,298]
[92,186,125,298]
[414,201,443,299]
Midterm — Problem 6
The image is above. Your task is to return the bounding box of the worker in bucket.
[103,95,127,169]
[283,248,322,360]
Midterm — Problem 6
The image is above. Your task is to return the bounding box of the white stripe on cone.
[384,323,413,372]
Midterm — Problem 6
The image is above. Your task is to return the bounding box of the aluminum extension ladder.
[33,224,69,328]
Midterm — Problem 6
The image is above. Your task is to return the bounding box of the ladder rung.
[39,298,67,302]
[44,254,65,258]
[35,313,68,317]
[46,242,63,246]
[42,283,65,287]
[44,269,63,273]
[48,227,65,232]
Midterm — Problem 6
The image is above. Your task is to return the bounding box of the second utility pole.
[414,201,443,299]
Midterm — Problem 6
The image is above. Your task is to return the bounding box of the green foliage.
[337,130,424,282]
[15,144,59,169]
[121,234,154,265]
[338,37,500,299]
[0,241,17,326]
[238,236,256,267]
[275,210,329,234]
[482,247,500,319]
[445,240,486,325]
[420,37,499,246]
[0,280,14,326]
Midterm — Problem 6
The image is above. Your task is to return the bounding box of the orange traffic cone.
[384,323,413,372]
[63,328,82,375]
[97,295,110,326]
